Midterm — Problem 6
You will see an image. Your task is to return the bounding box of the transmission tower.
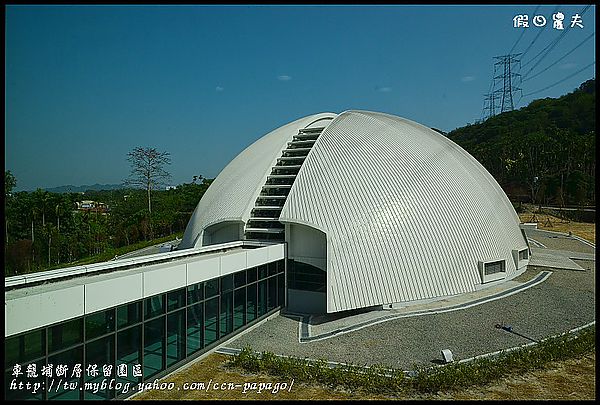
[483,92,502,119]
[493,53,523,113]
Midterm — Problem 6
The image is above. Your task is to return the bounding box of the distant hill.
[45,183,126,193]
[447,78,595,206]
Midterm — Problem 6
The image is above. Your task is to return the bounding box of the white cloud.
[215,86,224,92]
[277,75,292,81]
[376,86,392,92]
[461,76,476,82]
[559,63,577,70]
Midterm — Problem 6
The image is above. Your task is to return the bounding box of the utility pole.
[493,53,523,113]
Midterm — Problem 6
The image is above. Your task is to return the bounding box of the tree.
[5,171,17,247]
[124,147,171,216]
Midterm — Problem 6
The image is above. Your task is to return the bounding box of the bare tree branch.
[123,147,172,215]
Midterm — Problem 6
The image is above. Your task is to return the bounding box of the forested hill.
[447,79,595,206]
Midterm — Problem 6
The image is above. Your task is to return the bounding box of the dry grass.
[131,353,389,400]
[432,352,596,400]
[518,212,595,244]
[132,351,595,401]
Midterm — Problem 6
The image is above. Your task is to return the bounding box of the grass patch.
[227,325,595,396]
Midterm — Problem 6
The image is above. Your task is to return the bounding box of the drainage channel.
[299,271,552,343]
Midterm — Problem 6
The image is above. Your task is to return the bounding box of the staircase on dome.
[244,125,327,242]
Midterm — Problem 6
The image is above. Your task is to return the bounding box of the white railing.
[5,240,275,289]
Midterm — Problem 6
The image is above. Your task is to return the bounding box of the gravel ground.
[526,229,595,254]
[227,258,595,370]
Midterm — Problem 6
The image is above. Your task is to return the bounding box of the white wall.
[5,244,285,337]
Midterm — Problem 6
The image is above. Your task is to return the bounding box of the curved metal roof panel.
[179,112,337,249]
[279,110,528,313]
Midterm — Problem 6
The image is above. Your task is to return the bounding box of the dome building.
[180,110,530,314]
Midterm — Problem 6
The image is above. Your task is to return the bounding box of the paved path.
[225,229,595,369]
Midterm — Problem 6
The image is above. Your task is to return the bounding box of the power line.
[509,5,540,54]
[524,32,594,82]
[519,5,556,59]
[522,5,591,76]
[522,61,595,97]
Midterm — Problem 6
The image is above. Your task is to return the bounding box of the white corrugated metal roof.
[179,113,337,249]
[181,110,528,313]
[279,110,528,313]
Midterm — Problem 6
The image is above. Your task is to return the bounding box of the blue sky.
[5,4,596,191]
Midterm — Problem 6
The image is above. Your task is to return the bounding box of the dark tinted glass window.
[267,276,278,311]
[47,346,83,400]
[246,284,257,322]
[268,262,277,277]
[220,291,233,338]
[187,303,203,355]
[258,265,268,279]
[167,289,186,312]
[205,279,219,298]
[5,329,45,369]
[145,295,165,319]
[258,280,268,316]
[234,271,246,288]
[117,326,142,385]
[204,298,218,346]
[187,283,204,304]
[86,309,115,340]
[85,335,115,400]
[49,318,83,353]
[117,302,141,329]
[167,310,185,367]
[234,288,246,330]
[247,267,257,283]
[144,317,165,378]
[221,274,233,293]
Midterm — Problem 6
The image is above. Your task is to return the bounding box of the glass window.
[187,303,203,356]
[167,310,186,367]
[277,260,285,274]
[48,346,83,400]
[144,317,165,378]
[258,280,268,317]
[204,298,218,347]
[86,309,115,340]
[267,276,278,311]
[288,260,326,292]
[246,284,257,323]
[85,335,115,400]
[268,262,277,277]
[234,271,246,288]
[4,359,45,400]
[220,291,233,338]
[145,295,165,319]
[49,318,83,353]
[117,302,141,329]
[258,265,268,280]
[117,326,141,386]
[167,289,186,312]
[187,283,204,304]
[5,329,45,369]
[278,273,285,307]
[247,267,257,283]
[221,274,233,293]
[205,279,219,298]
[234,288,246,330]
[117,302,142,329]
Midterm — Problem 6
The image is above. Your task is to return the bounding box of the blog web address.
[9,377,295,397]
